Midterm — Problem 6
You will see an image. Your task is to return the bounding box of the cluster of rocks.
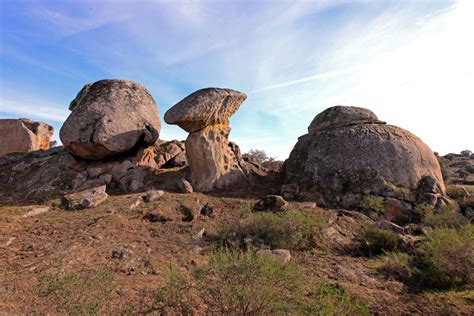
[0,118,54,156]
[0,80,459,223]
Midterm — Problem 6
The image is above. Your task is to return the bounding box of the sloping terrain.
[1,189,473,314]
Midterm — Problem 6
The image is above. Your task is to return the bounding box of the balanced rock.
[60,80,161,160]
[164,88,246,133]
[0,119,54,156]
[284,106,446,224]
[165,88,247,192]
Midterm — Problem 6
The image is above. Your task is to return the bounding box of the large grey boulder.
[284,106,447,224]
[0,119,54,156]
[60,80,161,160]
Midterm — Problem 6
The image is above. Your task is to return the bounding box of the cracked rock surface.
[60,80,161,160]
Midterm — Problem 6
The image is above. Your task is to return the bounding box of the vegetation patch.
[36,267,115,315]
[360,195,385,218]
[372,252,413,281]
[305,281,370,315]
[422,208,469,229]
[358,224,403,256]
[414,225,474,289]
[193,250,304,314]
[52,171,76,191]
[210,209,325,251]
[154,250,369,315]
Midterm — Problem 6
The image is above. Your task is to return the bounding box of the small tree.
[245,149,275,164]
[461,150,472,157]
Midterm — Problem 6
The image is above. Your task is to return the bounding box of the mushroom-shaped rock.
[164,88,246,133]
[60,80,161,160]
[165,88,247,192]
[284,105,447,224]
[308,105,385,133]
[0,119,54,156]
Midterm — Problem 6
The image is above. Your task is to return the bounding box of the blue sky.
[1,0,473,159]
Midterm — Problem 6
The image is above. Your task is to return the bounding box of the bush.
[360,195,385,218]
[372,252,413,281]
[153,250,369,314]
[155,265,195,315]
[422,208,469,229]
[414,225,474,289]
[358,225,403,256]
[245,149,275,164]
[36,267,114,315]
[446,185,469,201]
[211,209,324,251]
[193,250,304,314]
[305,281,369,315]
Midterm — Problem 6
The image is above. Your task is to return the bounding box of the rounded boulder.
[60,80,161,160]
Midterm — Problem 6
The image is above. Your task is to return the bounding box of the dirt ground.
[1,189,473,315]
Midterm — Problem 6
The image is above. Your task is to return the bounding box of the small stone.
[193,228,206,240]
[200,203,214,217]
[253,195,289,213]
[99,173,113,185]
[129,198,141,211]
[61,185,108,210]
[22,206,50,218]
[143,190,165,203]
[87,167,103,178]
[257,249,291,264]
[178,178,193,193]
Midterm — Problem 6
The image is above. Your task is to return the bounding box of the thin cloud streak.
[251,65,363,93]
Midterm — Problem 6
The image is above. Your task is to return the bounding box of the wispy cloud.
[1,0,472,160]
[251,65,363,93]
[0,99,69,122]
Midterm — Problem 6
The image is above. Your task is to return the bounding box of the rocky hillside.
[0,81,473,314]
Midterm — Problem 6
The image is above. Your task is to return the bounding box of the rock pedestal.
[185,123,245,191]
[165,88,247,192]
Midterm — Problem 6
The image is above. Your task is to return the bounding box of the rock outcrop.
[0,119,54,156]
[165,88,247,192]
[284,106,447,224]
[60,80,161,160]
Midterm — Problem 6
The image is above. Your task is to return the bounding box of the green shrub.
[36,267,114,315]
[372,252,413,281]
[422,208,469,229]
[358,225,403,256]
[414,225,474,289]
[305,281,370,315]
[193,250,304,314]
[155,265,194,315]
[211,209,324,251]
[360,195,385,217]
[446,185,469,201]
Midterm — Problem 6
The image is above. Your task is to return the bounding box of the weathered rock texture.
[60,80,161,160]
[164,88,246,133]
[284,106,447,224]
[185,124,245,191]
[165,88,247,192]
[0,119,54,156]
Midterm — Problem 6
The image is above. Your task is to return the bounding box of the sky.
[0,0,473,159]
